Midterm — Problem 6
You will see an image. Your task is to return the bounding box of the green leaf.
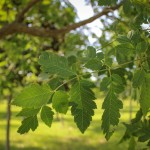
[81,46,96,63]
[111,74,123,85]
[39,52,75,78]
[137,118,150,143]
[17,116,38,134]
[104,58,113,67]
[48,77,64,90]
[140,75,150,115]
[16,108,40,117]
[136,41,148,54]
[70,81,96,133]
[98,0,117,5]
[70,82,96,109]
[115,44,134,55]
[67,55,77,66]
[71,105,93,134]
[101,88,123,140]
[97,52,104,60]
[119,123,138,143]
[132,70,145,88]
[100,77,111,91]
[86,46,96,59]
[80,79,95,88]
[123,0,132,15]
[52,91,69,114]
[82,73,91,78]
[98,0,109,5]
[41,106,54,127]
[12,84,51,108]
[115,42,135,64]
[129,31,142,45]
[138,134,150,142]
[116,50,128,64]
[117,35,131,44]
[111,74,124,94]
[84,58,102,70]
[128,136,136,150]
[131,109,143,123]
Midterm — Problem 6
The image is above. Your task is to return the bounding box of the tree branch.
[63,2,122,33]
[0,2,123,39]
[0,23,63,39]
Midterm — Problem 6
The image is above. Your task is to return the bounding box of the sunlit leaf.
[12,84,51,108]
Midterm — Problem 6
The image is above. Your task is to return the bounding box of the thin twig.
[51,56,148,93]
[89,57,148,74]
[53,76,77,92]
[97,39,116,51]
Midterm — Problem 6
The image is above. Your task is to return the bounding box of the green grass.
[0,99,145,150]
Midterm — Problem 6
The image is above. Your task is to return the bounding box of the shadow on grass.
[0,142,41,150]
[0,138,100,150]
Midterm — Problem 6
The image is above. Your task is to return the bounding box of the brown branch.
[0,1,123,39]
[0,23,63,39]
[63,2,123,32]
[16,0,41,22]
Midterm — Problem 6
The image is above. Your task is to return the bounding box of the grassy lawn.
[0,99,144,150]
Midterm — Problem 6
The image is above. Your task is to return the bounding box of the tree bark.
[6,94,12,150]
[0,1,123,39]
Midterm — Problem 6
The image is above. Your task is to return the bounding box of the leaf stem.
[53,76,77,92]
[97,40,116,52]
[91,56,148,74]
[52,56,148,93]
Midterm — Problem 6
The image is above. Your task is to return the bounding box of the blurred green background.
[0,99,145,150]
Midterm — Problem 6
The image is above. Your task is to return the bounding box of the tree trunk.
[6,94,12,150]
